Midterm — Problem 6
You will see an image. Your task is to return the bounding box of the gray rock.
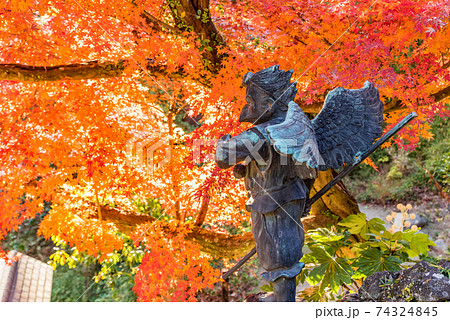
[359,270,399,301]
[434,239,448,253]
[359,261,450,302]
[407,215,428,228]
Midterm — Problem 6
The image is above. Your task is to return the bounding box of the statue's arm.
[215,130,262,169]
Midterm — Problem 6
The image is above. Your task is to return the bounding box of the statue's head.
[239,65,297,124]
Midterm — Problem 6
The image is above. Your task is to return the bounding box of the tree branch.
[385,84,450,112]
[194,193,210,227]
[0,60,125,82]
[167,0,227,74]
[141,10,181,35]
[432,84,450,103]
[0,60,187,82]
[99,204,254,259]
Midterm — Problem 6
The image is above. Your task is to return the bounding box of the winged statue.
[215,65,384,301]
[267,80,384,170]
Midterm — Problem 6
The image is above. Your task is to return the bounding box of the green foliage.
[260,283,273,293]
[298,212,435,301]
[353,248,402,275]
[440,266,450,278]
[50,233,144,302]
[51,264,92,302]
[307,250,353,293]
[380,274,397,286]
[344,109,450,202]
[51,263,137,302]
[387,165,403,180]
[131,197,168,220]
[417,113,450,192]
[438,154,450,193]
[337,212,385,239]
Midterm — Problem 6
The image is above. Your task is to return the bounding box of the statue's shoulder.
[247,121,282,143]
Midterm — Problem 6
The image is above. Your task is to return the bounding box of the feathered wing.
[266,101,320,178]
[311,81,384,170]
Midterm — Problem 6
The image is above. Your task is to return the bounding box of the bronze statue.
[215,65,384,301]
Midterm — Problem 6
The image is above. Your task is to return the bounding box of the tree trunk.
[302,169,360,230]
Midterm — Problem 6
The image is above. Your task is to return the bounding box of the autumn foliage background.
[0,0,449,301]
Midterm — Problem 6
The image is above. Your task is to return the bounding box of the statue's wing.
[266,101,321,171]
[311,81,384,170]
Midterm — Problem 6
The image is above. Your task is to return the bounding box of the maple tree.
[1,0,449,301]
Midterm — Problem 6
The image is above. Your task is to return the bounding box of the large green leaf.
[301,253,317,264]
[402,231,435,257]
[307,228,345,243]
[338,213,385,239]
[367,217,387,234]
[306,227,349,251]
[353,248,402,276]
[306,245,353,293]
[338,213,367,234]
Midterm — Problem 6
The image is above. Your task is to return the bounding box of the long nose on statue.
[239,104,251,122]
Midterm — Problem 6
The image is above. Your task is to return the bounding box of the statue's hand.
[218,134,232,142]
[233,164,246,179]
